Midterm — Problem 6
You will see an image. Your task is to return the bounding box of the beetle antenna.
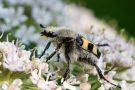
[40,24,46,28]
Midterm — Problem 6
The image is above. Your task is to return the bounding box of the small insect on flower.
[39,24,121,89]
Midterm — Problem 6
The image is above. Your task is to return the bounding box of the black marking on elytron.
[76,36,83,46]
[76,36,101,59]
[88,43,94,51]
[91,48,101,59]
[96,49,101,59]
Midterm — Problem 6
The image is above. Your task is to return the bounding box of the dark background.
[66,0,135,38]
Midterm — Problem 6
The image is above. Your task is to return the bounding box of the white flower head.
[8,79,23,90]
[30,69,57,90]
[28,58,49,73]
[62,81,78,90]
[0,41,31,71]
[120,80,135,90]
[0,7,27,30]
[30,69,40,84]
[80,82,91,90]
[1,81,9,90]
[38,79,57,90]
[32,6,53,25]
[15,25,40,45]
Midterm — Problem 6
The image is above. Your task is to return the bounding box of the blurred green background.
[66,0,135,38]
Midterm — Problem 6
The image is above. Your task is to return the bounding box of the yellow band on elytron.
[93,45,97,55]
[81,37,98,55]
[81,37,91,49]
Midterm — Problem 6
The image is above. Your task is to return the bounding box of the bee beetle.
[39,24,121,88]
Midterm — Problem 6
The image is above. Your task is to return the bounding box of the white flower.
[15,25,40,44]
[18,50,31,63]
[30,69,40,84]
[30,69,57,90]
[128,83,135,90]
[59,75,80,90]
[0,79,22,90]
[0,41,31,71]
[27,58,49,73]
[80,82,91,90]
[116,66,135,81]
[32,6,53,25]
[104,42,135,67]
[62,81,78,90]
[29,59,56,90]
[1,81,9,90]
[36,78,47,90]
[37,79,57,90]
[8,79,23,90]
[76,74,89,82]
[120,80,135,90]
[56,87,62,90]
[0,7,27,30]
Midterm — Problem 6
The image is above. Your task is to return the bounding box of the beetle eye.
[51,32,56,36]
[48,32,57,37]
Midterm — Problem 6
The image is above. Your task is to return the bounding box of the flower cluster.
[0,39,47,89]
[0,38,92,90]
